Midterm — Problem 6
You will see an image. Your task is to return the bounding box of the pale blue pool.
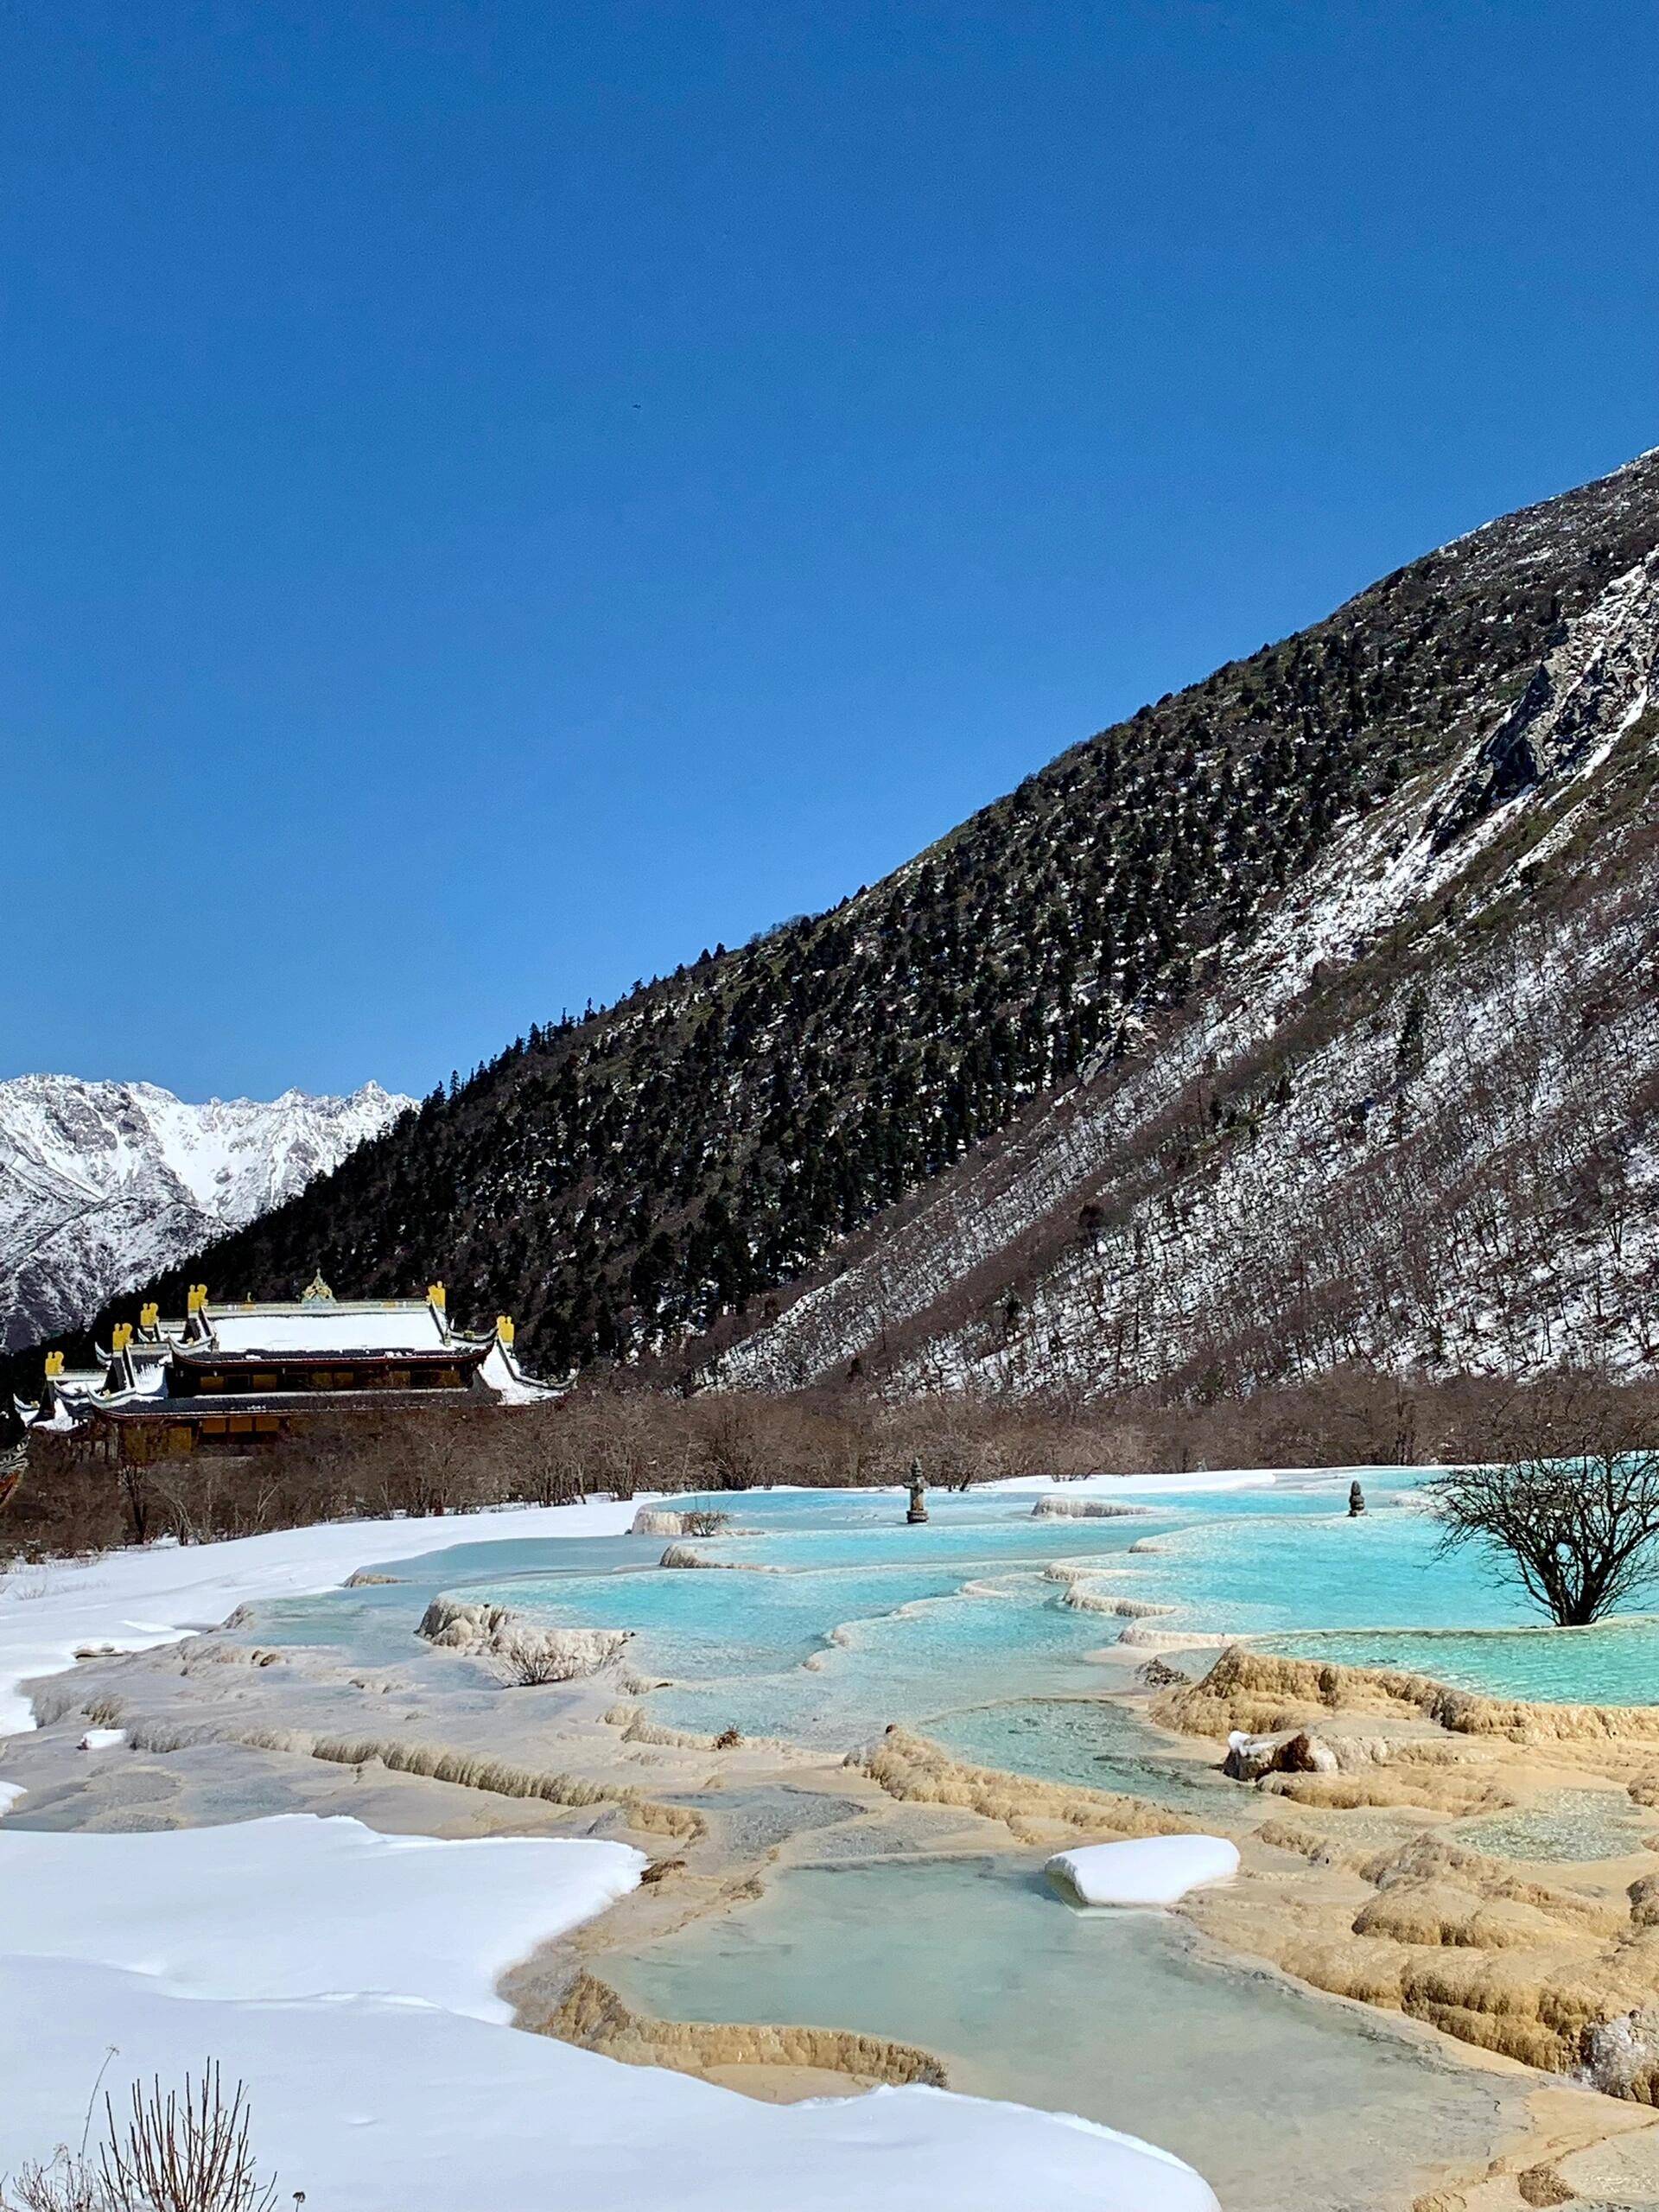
[606,1853,1522,2212]
[438,1471,1659,1740]
[249,1471,1659,1776]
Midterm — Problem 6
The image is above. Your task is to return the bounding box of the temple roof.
[205,1303,455,1356]
[16,1288,556,1431]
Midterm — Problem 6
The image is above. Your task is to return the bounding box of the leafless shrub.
[3,2148,106,2212]
[100,2066,280,2212]
[678,1510,731,1538]
[2,2063,284,2212]
[490,1638,588,1688]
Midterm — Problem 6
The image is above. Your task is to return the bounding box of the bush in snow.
[2,2063,288,2212]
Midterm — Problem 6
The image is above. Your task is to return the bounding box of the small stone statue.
[906,1457,929,1525]
[1348,1480,1366,1517]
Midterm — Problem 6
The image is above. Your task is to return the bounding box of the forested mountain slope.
[32,447,1659,1392]
[712,550,1659,1395]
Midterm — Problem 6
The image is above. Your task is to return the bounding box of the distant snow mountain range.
[0,1077,412,1350]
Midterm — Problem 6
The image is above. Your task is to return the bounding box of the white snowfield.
[988,1469,1279,1498]
[0,1502,1223,2212]
[1048,1835,1242,1908]
[0,1816,646,2023]
[0,1822,1218,2212]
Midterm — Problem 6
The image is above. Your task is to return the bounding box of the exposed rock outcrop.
[630,1507,734,1539]
[1157,1646,1659,1750]
[124,1715,702,1839]
[1224,1728,1340,1782]
[657,1545,781,1573]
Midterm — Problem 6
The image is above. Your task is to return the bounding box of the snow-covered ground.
[0,1818,1220,2210]
[987,1469,1280,1498]
[0,1503,1222,2212]
[0,1815,647,2023]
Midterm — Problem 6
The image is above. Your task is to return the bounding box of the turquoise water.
[435,1473,1659,1743]
[1452,1789,1653,1863]
[1262,1618,1659,1706]
[248,1472,1659,1771]
[607,1853,1522,2212]
[923,1698,1231,1808]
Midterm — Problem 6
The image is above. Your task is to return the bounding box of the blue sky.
[4,0,1656,1103]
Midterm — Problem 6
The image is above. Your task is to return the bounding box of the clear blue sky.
[5,1,1656,1103]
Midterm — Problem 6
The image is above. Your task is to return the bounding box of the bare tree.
[1426,1383,1659,1626]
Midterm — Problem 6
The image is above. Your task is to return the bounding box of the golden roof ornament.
[301,1269,335,1303]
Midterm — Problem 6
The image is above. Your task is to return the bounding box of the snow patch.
[1047,1835,1241,1907]
[0,1741,1220,2212]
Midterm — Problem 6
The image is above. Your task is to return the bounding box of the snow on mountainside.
[713,524,1659,1396]
[0,1077,412,1349]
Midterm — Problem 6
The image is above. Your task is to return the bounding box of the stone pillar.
[906,1456,929,1525]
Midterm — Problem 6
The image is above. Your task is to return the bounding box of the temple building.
[17,1275,553,1466]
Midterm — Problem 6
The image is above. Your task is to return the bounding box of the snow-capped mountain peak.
[0,1076,413,1350]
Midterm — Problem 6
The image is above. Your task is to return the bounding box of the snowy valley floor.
[7,1486,1659,2210]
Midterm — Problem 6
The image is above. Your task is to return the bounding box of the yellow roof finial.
[44,1350,65,1379]
[495,1314,515,1348]
[427,1281,447,1311]
[139,1300,158,1332]
[111,1322,133,1354]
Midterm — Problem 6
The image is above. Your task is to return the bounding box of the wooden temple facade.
[18,1275,550,1468]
